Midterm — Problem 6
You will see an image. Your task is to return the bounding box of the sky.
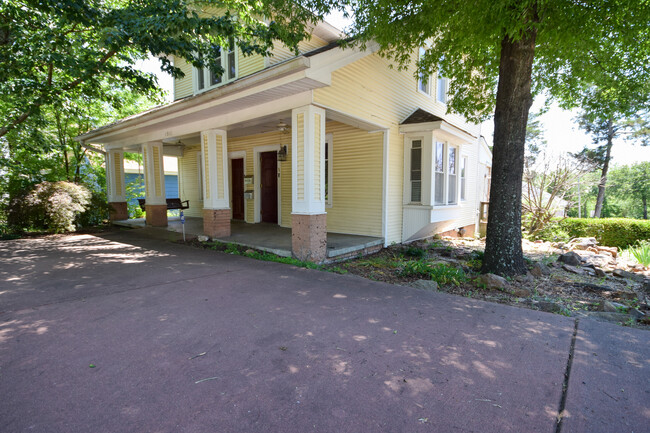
[137,10,650,167]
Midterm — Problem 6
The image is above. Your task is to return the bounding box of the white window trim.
[193,42,239,95]
[325,133,333,208]
[460,155,468,202]
[432,141,460,208]
[436,72,449,105]
[417,47,432,97]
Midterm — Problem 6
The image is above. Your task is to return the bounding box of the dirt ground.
[327,237,650,329]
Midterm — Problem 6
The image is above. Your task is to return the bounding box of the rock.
[515,272,534,284]
[582,254,613,268]
[409,279,439,292]
[558,251,582,266]
[245,249,255,255]
[533,300,564,313]
[568,237,598,250]
[477,273,510,290]
[598,300,627,313]
[597,246,618,258]
[629,309,645,320]
[643,279,650,293]
[197,235,209,242]
[511,286,532,297]
[563,264,584,275]
[594,268,606,278]
[530,262,551,277]
[573,282,615,293]
[612,290,637,300]
[583,268,596,277]
[613,268,645,282]
[583,311,632,324]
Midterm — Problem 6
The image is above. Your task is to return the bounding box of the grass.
[626,240,650,267]
[399,259,468,286]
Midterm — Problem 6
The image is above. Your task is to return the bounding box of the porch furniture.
[138,198,189,211]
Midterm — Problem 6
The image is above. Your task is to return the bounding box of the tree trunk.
[643,196,648,219]
[593,119,614,218]
[482,30,537,276]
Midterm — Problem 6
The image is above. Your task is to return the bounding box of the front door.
[231,158,244,220]
[260,151,278,223]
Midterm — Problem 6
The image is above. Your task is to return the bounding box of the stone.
[597,246,618,258]
[534,300,563,314]
[612,290,637,300]
[613,268,645,282]
[409,279,439,292]
[558,251,582,266]
[582,254,613,268]
[476,273,510,290]
[511,286,532,297]
[598,301,627,313]
[629,309,645,320]
[530,262,551,277]
[584,311,632,324]
[643,279,650,293]
[594,268,606,278]
[245,249,255,255]
[562,264,584,275]
[568,237,598,250]
[197,235,209,242]
[515,272,534,284]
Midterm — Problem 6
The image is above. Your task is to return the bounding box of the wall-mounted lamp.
[277,145,288,161]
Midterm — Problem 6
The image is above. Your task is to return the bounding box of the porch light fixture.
[277,145,288,161]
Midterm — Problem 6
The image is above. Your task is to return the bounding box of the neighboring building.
[77,16,492,262]
[123,157,179,212]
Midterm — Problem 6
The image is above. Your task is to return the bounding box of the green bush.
[557,218,650,249]
[399,260,468,286]
[76,190,111,227]
[525,218,571,242]
[8,181,91,233]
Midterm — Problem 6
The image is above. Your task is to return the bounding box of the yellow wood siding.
[238,51,265,77]
[174,56,194,100]
[268,34,329,65]
[216,134,224,199]
[325,122,383,237]
[313,113,321,201]
[178,147,204,217]
[296,114,305,200]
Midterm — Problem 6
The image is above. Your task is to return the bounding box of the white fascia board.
[399,121,477,144]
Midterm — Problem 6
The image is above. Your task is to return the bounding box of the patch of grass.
[399,260,468,286]
[626,240,650,267]
[403,246,427,258]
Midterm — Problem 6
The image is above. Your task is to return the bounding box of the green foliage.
[626,240,650,267]
[399,260,467,286]
[8,181,91,233]
[524,218,571,243]
[557,218,650,249]
[402,246,427,258]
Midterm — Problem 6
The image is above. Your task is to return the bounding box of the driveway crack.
[555,318,579,433]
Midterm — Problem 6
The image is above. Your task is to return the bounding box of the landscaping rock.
[477,273,509,290]
[562,264,584,275]
[612,290,637,300]
[197,235,209,242]
[583,311,632,324]
[643,279,650,293]
[533,300,563,313]
[613,268,645,282]
[558,251,582,266]
[530,262,551,277]
[598,301,626,313]
[515,272,534,284]
[597,246,618,258]
[629,309,645,320]
[510,286,532,297]
[594,268,606,278]
[568,237,598,250]
[409,279,439,292]
[582,254,613,268]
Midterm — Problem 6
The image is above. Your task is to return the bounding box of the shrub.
[627,240,650,267]
[76,190,111,227]
[8,181,91,233]
[525,218,571,242]
[403,246,427,258]
[556,218,650,249]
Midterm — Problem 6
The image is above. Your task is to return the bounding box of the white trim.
[253,144,281,224]
[228,151,247,221]
[291,105,326,215]
[382,129,389,247]
[325,133,333,208]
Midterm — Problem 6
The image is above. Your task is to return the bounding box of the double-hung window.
[437,65,448,104]
[196,39,237,93]
[434,141,459,206]
[410,140,422,203]
[417,47,431,95]
[460,156,467,201]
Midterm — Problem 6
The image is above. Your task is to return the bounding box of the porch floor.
[113,218,384,259]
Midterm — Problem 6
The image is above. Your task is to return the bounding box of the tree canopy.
[342,0,650,275]
[0,0,320,138]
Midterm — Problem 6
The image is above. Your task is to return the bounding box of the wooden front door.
[260,151,278,223]
[231,158,245,220]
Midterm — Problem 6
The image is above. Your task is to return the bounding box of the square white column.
[142,141,166,205]
[201,129,230,210]
[291,105,326,215]
[106,149,126,202]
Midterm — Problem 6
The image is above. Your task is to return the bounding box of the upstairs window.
[417,47,431,95]
[196,39,237,93]
[437,66,448,104]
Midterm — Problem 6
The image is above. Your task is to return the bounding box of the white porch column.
[201,129,231,238]
[291,105,327,262]
[142,141,167,226]
[105,149,128,220]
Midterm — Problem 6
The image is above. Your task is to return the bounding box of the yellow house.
[77,19,491,262]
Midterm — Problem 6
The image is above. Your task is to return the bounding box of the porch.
[114,218,383,260]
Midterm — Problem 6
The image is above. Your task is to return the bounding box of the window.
[434,141,458,206]
[410,140,422,203]
[460,156,467,201]
[448,147,457,204]
[437,68,448,104]
[196,39,237,93]
[325,135,333,207]
[417,47,431,95]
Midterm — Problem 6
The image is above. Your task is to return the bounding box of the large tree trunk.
[482,30,537,276]
[642,196,648,220]
[593,120,614,218]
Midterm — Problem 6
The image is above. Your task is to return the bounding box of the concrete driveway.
[1,230,648,432]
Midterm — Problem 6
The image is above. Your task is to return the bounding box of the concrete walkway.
[0,232,648,432]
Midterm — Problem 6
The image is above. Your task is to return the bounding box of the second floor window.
[196,39,237,92]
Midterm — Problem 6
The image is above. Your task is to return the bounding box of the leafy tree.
[342,0,650,275]
[0,0,319,138]
[609,162,650,219]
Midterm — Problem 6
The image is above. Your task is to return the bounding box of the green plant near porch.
[399,260,468,286]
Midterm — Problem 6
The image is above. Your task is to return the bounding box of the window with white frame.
[437,65,448,104]
[460,156,467,201]
[325,135,333,207]
[417,47,431,95]
[434,141,459,206]
[195,39,237,93]
[410,139,422,203]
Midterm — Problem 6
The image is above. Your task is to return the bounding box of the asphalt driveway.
[1,230,648,432]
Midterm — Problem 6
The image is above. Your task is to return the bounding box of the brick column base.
[203,209,231,238]
[108,201,128,221]
[292,213,327,263]
[145,204,168,227]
